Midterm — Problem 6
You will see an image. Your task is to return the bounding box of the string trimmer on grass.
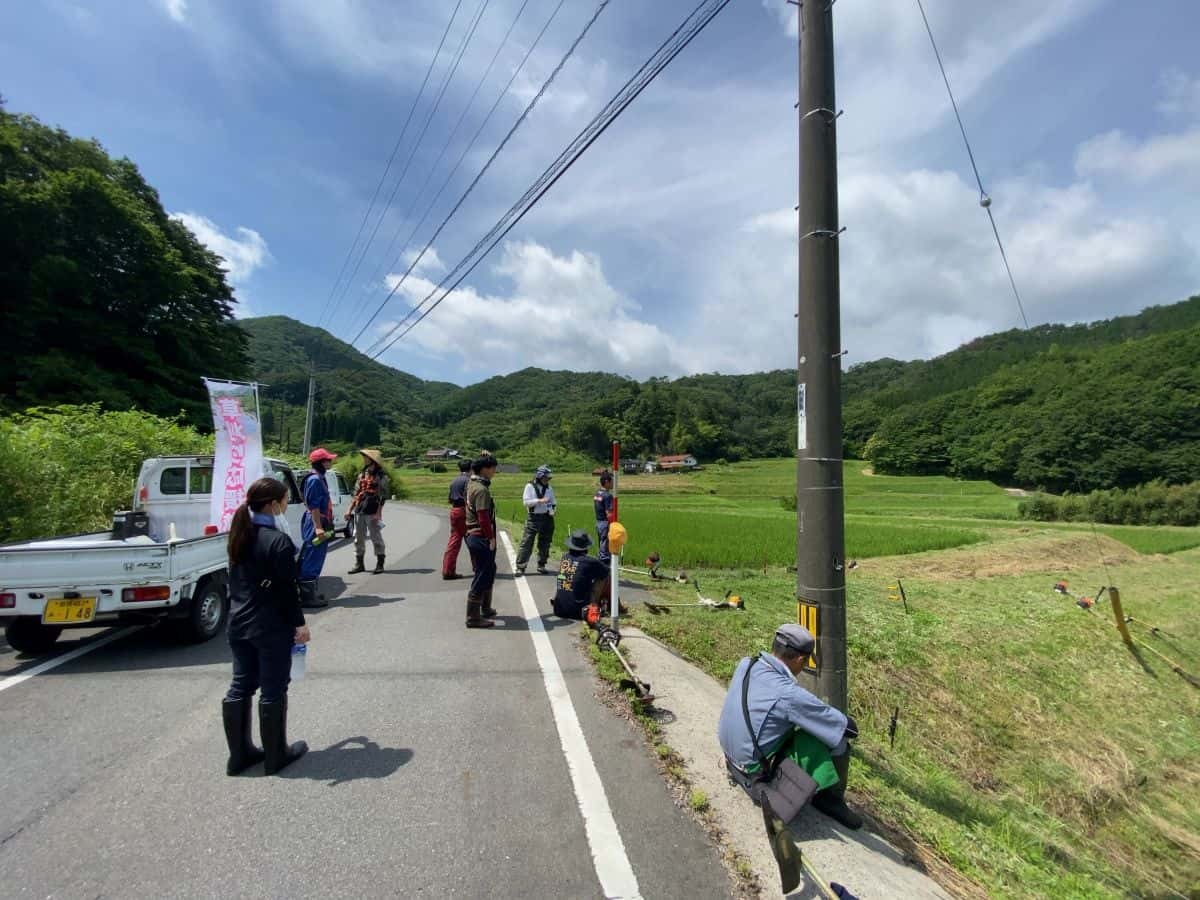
[595,625,654,703]
[617,552,690,583]
[642,578,746,615]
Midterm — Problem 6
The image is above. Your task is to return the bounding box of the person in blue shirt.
[593,471,615,563]
[718,623,861,829]
[297,447,337,609]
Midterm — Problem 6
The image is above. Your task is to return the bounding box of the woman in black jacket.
[221,477,311,776]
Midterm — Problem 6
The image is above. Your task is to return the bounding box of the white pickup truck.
[0,455,353,655]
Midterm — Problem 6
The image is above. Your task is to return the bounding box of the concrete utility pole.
[794,0,848,710]
[301,363,316,456]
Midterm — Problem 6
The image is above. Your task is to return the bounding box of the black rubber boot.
[481,588,497,618]
[222,698,265,776]
[260,696,308,775]
[373,555,385,574]
[348,554,366,574]
[465,593,494,629]
[299,580,327,609]
[810,753,862,829]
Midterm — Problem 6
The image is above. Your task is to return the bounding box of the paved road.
[0,504,731,899]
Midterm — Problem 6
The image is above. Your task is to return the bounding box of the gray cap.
[774,623,815,655]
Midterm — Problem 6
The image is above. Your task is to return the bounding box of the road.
[0,504,732,899]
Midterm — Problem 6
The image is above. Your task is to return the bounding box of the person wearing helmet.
[594,471,615,563]
[298,447,338,608]
[347,448,390,575]
[514,464,556,576]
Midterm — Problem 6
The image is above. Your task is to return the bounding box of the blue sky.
[4,0,1199,385]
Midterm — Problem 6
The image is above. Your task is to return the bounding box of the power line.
[915,0,1030,330]
[316,1,465,330]
[369,0,734,360]
[341,0,541,345]
[326,0,493,332]
[356,0,610,355]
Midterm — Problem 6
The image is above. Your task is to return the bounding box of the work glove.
[844,715,859,741]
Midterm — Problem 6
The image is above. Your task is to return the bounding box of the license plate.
[43,598,97,624]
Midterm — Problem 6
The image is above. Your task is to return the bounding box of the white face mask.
[274,513,296,546]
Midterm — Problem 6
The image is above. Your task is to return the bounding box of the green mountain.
[240,294,1200,491]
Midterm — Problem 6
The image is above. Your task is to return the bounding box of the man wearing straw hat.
[347,449,390,575]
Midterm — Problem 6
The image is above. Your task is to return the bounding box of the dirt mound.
[860,533,1139,580]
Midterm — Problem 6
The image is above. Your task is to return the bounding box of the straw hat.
[360,448,384,467]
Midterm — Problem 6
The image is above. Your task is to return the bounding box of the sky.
[4,0,1200,386]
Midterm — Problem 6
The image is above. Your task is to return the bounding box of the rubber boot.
[481,587,497,618]
[260,695,308,775]
[810,753,862,829]
[373,555,385,574]
[465,592,494,629]
[299,580,327,609]
[222,698,265,776]
[348,554,366,574]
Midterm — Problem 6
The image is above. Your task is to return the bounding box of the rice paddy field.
[401,459,1200,899]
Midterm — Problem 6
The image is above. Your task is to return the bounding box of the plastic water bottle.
[290,643,307,680]
[310,531,330,547]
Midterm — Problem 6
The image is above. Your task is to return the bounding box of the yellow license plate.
[43,598,97,624]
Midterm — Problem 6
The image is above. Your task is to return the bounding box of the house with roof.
[425,448,460,460]
[657,453,698,471]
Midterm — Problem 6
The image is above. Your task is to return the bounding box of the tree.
[0,108,249,425]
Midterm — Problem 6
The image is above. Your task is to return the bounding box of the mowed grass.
[402,458,1200,897]
[626,555,1200,900]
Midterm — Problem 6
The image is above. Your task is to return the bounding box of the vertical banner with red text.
[203,379,264,532]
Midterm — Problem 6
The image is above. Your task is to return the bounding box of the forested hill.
[241,296,1200,491]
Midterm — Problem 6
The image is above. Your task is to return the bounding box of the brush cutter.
[617,552,689,583]
[642,579,746,615]
[596,625,654,702]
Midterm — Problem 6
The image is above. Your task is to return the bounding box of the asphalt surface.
[0,504,732,899]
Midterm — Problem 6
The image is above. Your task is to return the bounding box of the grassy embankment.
[406,459,1200,898]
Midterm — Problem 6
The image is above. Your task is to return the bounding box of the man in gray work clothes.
[718,623,861,829]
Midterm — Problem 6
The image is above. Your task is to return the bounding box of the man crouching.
[718,624,861,829]
[551,530,610,621]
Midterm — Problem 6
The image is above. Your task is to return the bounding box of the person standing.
[347,448,389,574]
[222,477,310,776]
[593,470,615,563]
[514,464,556,576]
[298,447,338,609]
[464,453,499,628]
[442,458,472,580]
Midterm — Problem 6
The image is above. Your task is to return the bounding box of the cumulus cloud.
[171,212,271,285]
[1075,128,1200,182]
[375,241,689,379]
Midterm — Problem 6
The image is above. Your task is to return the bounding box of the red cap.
[309,447,338,463]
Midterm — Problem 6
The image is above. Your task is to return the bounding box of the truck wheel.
[178,575,228,644]
[5,617,64,655]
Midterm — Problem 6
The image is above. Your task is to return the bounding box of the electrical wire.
[325,0,493,331]
[340,0,544,346]
[915,0,1030,330]
[368,0,733,359]
[355,0,617,355]
[316,0,465,330]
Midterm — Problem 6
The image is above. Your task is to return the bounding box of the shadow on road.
[280,736,413,786]
[382,568,436,576]
[316,594,408,611]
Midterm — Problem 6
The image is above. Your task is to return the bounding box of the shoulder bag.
[739,655,819,824]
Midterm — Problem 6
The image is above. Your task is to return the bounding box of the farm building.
[425,448,460,460]
[657,454,698,471]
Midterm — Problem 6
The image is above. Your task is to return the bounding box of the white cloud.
[171,212,271,285]
[160,0,188,24]
[1158,68,1200,119]
[376,241,690,379]
[1075,127,1200,182]
[400,247,446,278]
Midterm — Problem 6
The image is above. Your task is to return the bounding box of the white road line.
[499,531,642,900]
[0,626,140,694]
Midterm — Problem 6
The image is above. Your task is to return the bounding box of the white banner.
[203,378,264,533]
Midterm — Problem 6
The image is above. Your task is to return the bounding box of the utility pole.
[301,362,316,456]
[794,0,848,710]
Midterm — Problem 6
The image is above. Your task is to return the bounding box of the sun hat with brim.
[360,449,384,467]
[566,529,592,552]
[775,623,815,656]
[309,447,338,463]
